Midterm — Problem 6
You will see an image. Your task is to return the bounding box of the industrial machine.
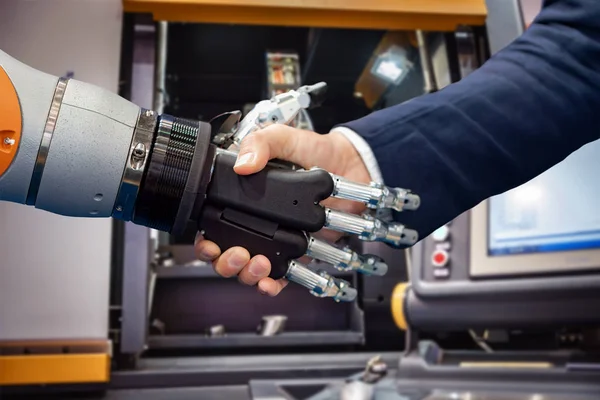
[2,0,600,399]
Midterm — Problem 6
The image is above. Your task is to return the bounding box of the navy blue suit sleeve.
[343,0,600,240]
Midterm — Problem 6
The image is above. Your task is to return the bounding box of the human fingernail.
[235,152,255,168]
[248,260,268,277]
[228,252,247,269]
[200,248,217,260]
[258,282,269,295]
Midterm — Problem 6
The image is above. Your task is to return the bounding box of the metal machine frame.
[8,1,600,398]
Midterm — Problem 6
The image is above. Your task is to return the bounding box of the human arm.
[340,0,600,239]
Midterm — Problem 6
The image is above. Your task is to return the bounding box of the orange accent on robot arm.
[0,66,22,177]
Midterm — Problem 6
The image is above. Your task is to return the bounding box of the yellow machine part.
[391,283,410,331]
[0,341,111,386]
[0,354,110,386]
[123,0,487,31]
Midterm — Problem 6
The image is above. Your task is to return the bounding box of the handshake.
[195,85,420,301]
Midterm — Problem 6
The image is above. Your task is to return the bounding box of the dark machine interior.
[163,24,383,134]
[138,23,416,357]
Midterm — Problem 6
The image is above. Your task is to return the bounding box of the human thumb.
[233,125,306,175]
[233,134,268,175]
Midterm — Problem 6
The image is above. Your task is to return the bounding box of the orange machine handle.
[391,282,410,331]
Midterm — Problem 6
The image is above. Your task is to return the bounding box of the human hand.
[194,125,371,296]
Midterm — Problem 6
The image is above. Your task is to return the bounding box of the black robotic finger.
[206,150,333,232]
[199,204,308,280]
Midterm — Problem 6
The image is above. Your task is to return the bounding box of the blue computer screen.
[488,139,600,256]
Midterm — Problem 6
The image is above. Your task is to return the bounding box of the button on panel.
[431,249,449,267]
[432,225,450,241]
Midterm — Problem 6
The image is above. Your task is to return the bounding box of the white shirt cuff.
[331,127,384,184]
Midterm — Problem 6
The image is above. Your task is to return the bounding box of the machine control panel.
[415,212,471,284]
[406,209,600,330]
[429,224,453,279]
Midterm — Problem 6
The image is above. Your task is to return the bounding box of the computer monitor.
[470,139,600,278]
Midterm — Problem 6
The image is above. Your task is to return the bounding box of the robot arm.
[0,49,140,216]
[0,49,420,302]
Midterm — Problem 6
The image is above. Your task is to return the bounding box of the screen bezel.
[470,200,600,278]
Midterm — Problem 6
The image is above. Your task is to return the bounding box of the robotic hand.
[203,84,421,301]
[0,49,420,302]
